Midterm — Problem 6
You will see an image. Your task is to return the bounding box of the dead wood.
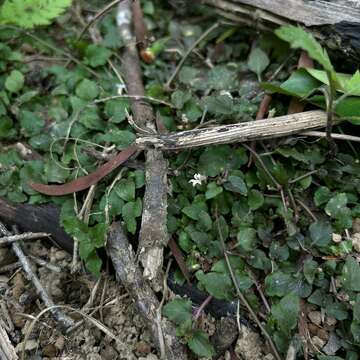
[0,323,18,360]
[202,0,360,58]
[117,0,168,290]
[0,223,74,330]
[0,197,73,253]
[107,222,188,360]
[136,110,329,150]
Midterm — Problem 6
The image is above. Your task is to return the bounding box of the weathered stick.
[0,232,50,246]
[107,222,188,360]
[0,323,18,360]
[136,110,329,149]
[202,0,360,58]
[117,0,168,290]
[0,197,73,253]
[0,223,74,330]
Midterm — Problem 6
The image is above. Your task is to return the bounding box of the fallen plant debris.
[0,0,360,359]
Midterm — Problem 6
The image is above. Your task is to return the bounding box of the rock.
[12,313,26,329]
[100,346,119,360]
[317,328,329,342]
[352,233,360,252]
[0,275,9,293]
[235,325,263,360]
[11,272,25,301]
[308,311,322,326]
[323,332,341,355]
[353,218,360,233]
[211,317,238,354]
[332,233,342,243]
[312,336,325,349]
[264,355,275,360]
[325,316,337,327]
[42,343,57,357]
[55,250,68,261]
[15,339,38,352]
[55,335,65,351]
[0,247,15,266]
[135,340,152,356]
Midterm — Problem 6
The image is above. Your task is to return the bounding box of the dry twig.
[0,223,74,331]
[216,214,282,360]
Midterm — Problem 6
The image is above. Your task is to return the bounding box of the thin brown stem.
[216,213,282,360]
[165,23,219,90]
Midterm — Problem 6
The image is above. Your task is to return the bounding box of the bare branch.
[136,110,330,149]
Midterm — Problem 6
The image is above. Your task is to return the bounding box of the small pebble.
[312,336,325,349]
[42,343,57,357]
[15,339,38,352]
[353,218,360,233]
[55,335,65,351]
[308,311,322,326]
[332,233,342,243]
[325,316,337,327]
[135,340,152,355]
[352,233,360,252]
[55,250,68,261]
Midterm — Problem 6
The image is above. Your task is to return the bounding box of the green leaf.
[271,293,300,333]
[344,70,360,96]
[62,218,105,276]
[248,47,269,80]
[236,227,257,252]
[325,193,348,218]
[5,70,24,93]
[265,271,293,297]
[314,187,332,206]
[182,201,207,221]
[248,189,264,210]
[351,321,360,344]
[354,294,360,321]
[163,298,192,325]
[0,116,13,138]
[85,252,102,278]
[84,44,112,67]
[104,99,128,123]
[183,99,202,122]
[325,301,348,320]
[75,79,99,101]
[325,193,352,229]
[198,145,247,177]
[19,110,44,137]
[99,129,136,150]
[262,69,321,98]
[303,258,318,284]
[309,220,332,248]
[280,68,322,98]
[187,330,215,358]
[205,182,223,199]
[342,256,360,292]
[207,65,239,91]
[44,159,69,183]
[275,25,334,75]
[203,94,233,115]
[171,90,191,109]
[0,0,72,28]
[224,175,247,195]
[78,107,104,130]
[122,199,142,234]
[115,179,135,202]
[196,270,233,300]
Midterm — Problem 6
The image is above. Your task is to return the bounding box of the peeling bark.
[107,223,188,360]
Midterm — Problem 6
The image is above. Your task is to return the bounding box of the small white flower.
[189,173,207,187]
